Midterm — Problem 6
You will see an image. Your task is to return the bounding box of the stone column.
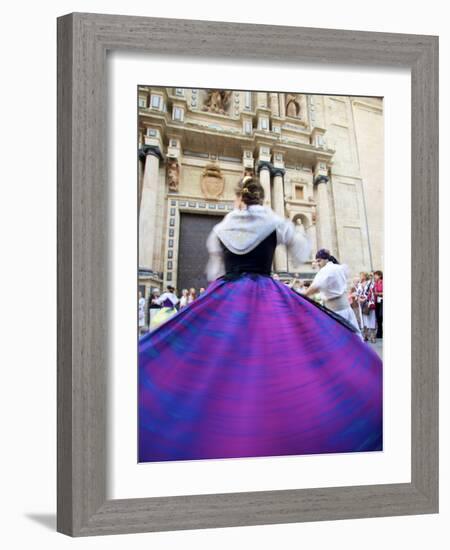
[256,92,268,109]
[272,168,288,271]
[257,162,272,208]
[139,145,163,270]
[138,157,144,210]
[279,93,286,118]
[314,174,333,250]
[269,93,280,117]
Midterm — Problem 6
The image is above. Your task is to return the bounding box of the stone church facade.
[138,87,383,296]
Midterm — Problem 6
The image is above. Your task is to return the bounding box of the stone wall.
[138,87,383,292]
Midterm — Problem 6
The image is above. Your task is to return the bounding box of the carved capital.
[314,175,329,185]
[256,160,273,174]
[272,167,286,178]
[139,144,164,161]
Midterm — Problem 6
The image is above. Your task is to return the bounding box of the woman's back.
[220,230,277,277]
[205,204,311,282]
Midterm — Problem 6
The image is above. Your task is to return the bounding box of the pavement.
[367,338,383,359]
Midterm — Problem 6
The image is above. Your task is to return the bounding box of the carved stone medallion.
[201,163,224,199]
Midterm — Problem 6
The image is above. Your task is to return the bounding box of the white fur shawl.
[205,205,311,281]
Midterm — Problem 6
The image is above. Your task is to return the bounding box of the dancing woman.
[139,175,382,462]
[149,285,179,331]
[304,249,362,336]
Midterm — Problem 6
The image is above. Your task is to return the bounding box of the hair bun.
[235,175,265,206]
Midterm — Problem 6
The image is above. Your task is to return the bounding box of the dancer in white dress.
[304,249,362,337]
[150,286,180,331]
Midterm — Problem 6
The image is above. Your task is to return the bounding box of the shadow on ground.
[25,513,56,531]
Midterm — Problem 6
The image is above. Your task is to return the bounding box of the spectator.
[348,276,362,330]
[179,288,189,308]
[188,288,197,304]
[357,272,377,343]
[374,270,383,339]
[138,291,146,336]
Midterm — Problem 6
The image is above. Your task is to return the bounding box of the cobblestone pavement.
[367,338,383,359]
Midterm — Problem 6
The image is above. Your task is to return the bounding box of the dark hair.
[315,248,339,264]
[167,285,175,292]
[235,175,265,206]
[374,270,383,279]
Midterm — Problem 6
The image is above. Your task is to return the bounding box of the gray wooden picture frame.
[57,12,438,537]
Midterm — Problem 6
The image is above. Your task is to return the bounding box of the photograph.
[137,86,384,463]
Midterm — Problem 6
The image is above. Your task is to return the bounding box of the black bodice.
[220,230,277,278]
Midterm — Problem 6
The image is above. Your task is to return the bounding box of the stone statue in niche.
[202,90,232,114]
[166,159,180,192]
[286,93,301,118]
[201,163,224,199]
[295,216,307,235]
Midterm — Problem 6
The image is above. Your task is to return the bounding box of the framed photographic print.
[57,12,438,536]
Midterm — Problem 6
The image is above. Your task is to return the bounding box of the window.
[151,95,162,109]
[295,185,305,200]
[172,106,184,121]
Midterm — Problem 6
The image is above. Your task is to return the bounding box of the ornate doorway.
[177,212,224,292]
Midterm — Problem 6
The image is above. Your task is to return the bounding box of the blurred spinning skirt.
[138,274,382,462]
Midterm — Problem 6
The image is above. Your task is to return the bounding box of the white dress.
[357,281,377,330]
[150,292,180,331]
[138,297,146,328]
[312,262,362,335]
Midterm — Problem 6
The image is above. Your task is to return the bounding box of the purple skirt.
[139,274,382,462]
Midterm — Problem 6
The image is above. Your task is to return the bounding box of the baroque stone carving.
[202,90,232,114]
[201,163,224,199]
[286,93,301,118]
[166,158,180,192]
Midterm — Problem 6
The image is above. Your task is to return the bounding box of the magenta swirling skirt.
[138,274,382,462]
